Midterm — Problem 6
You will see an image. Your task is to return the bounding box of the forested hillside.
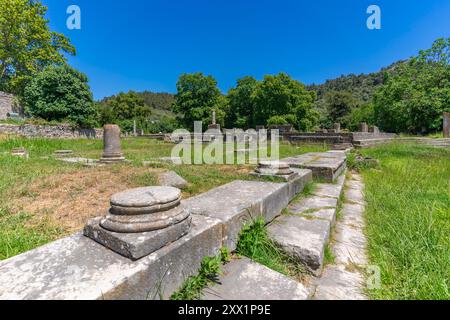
[308,61,405,110]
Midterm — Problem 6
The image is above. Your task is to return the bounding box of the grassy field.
[0,135,326,260]
[359,143,450,300]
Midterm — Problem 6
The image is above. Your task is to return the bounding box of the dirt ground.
[8,166,162,234]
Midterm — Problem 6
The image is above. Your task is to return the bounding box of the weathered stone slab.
[345,188,366,205]
[158,171,188,188]
[313,265,367,300]
[313,183,343,199]
[333,224,367,266]
[345,179,364,191]
[289,196,338,214]
[142,157,183,166]
[58,157,99,166]
[183,180,290,250]
[302,208,336,224]
[0,215,223,300]
[53,150,74,158]
[268,216,331,275]
[203,257,310,300]
[339,203,365,228]
[282,152,347,182]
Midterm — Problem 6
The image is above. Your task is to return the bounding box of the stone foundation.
[0,124,103,139]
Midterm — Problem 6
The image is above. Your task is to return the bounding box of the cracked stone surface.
[313,173,368,300]
[312,183,343,199]
[345,187,366,205]
[313,265,367,300]
[203,257,311,300]
[289,196,338,214]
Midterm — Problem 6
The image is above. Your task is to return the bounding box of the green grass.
[324,244,336,265]
[360,143,450,300]
[170,249,231,300]
[236,217,305,279]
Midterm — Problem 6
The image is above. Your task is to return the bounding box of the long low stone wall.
[0,124,103,139]
[0,172,312,300]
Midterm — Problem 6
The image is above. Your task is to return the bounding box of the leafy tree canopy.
[252,73,317,131]
[172,73,225,129]
[374,38,450,134]
[226,76,258,129]
[23,65,96,127]
[324,90,358,125]
[0,0,75,95]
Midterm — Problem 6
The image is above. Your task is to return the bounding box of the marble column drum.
[252,161,299,181]
[100,124,125,163]
[84,186,192,260]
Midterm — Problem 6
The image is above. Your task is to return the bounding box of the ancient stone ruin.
[100,125,126,164]
[53,150,74,158]
[84,186,192,260]
[11,147,28,159]
[444,112,450,138]
[252,161,298,181]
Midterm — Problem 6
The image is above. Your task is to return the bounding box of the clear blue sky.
[42,0,450,100]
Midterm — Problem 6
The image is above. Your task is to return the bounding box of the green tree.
[23,65,96,127]
[324,90,358,125]
[252,73,317,131]
[344,103,375,131]
[0,0,75,94]
[172,73,223,129]
[227,76,258,129]
[374,38,450,133]
[97,91,152,132]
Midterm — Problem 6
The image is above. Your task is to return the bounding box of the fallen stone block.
[203,257,311,300]
[157,171,188,189]
[268,215,331,275]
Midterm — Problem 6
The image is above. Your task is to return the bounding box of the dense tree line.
[172,72,319,132]
[1,1,447,134]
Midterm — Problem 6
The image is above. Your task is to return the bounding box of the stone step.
[268,216,331,275]
[281,152,347,182]
[313,173,369,300]
[202,257,311,300]
[183,171,312,251]
[267,173,346,275]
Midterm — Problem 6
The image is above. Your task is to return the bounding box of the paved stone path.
[313,173,368,300]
